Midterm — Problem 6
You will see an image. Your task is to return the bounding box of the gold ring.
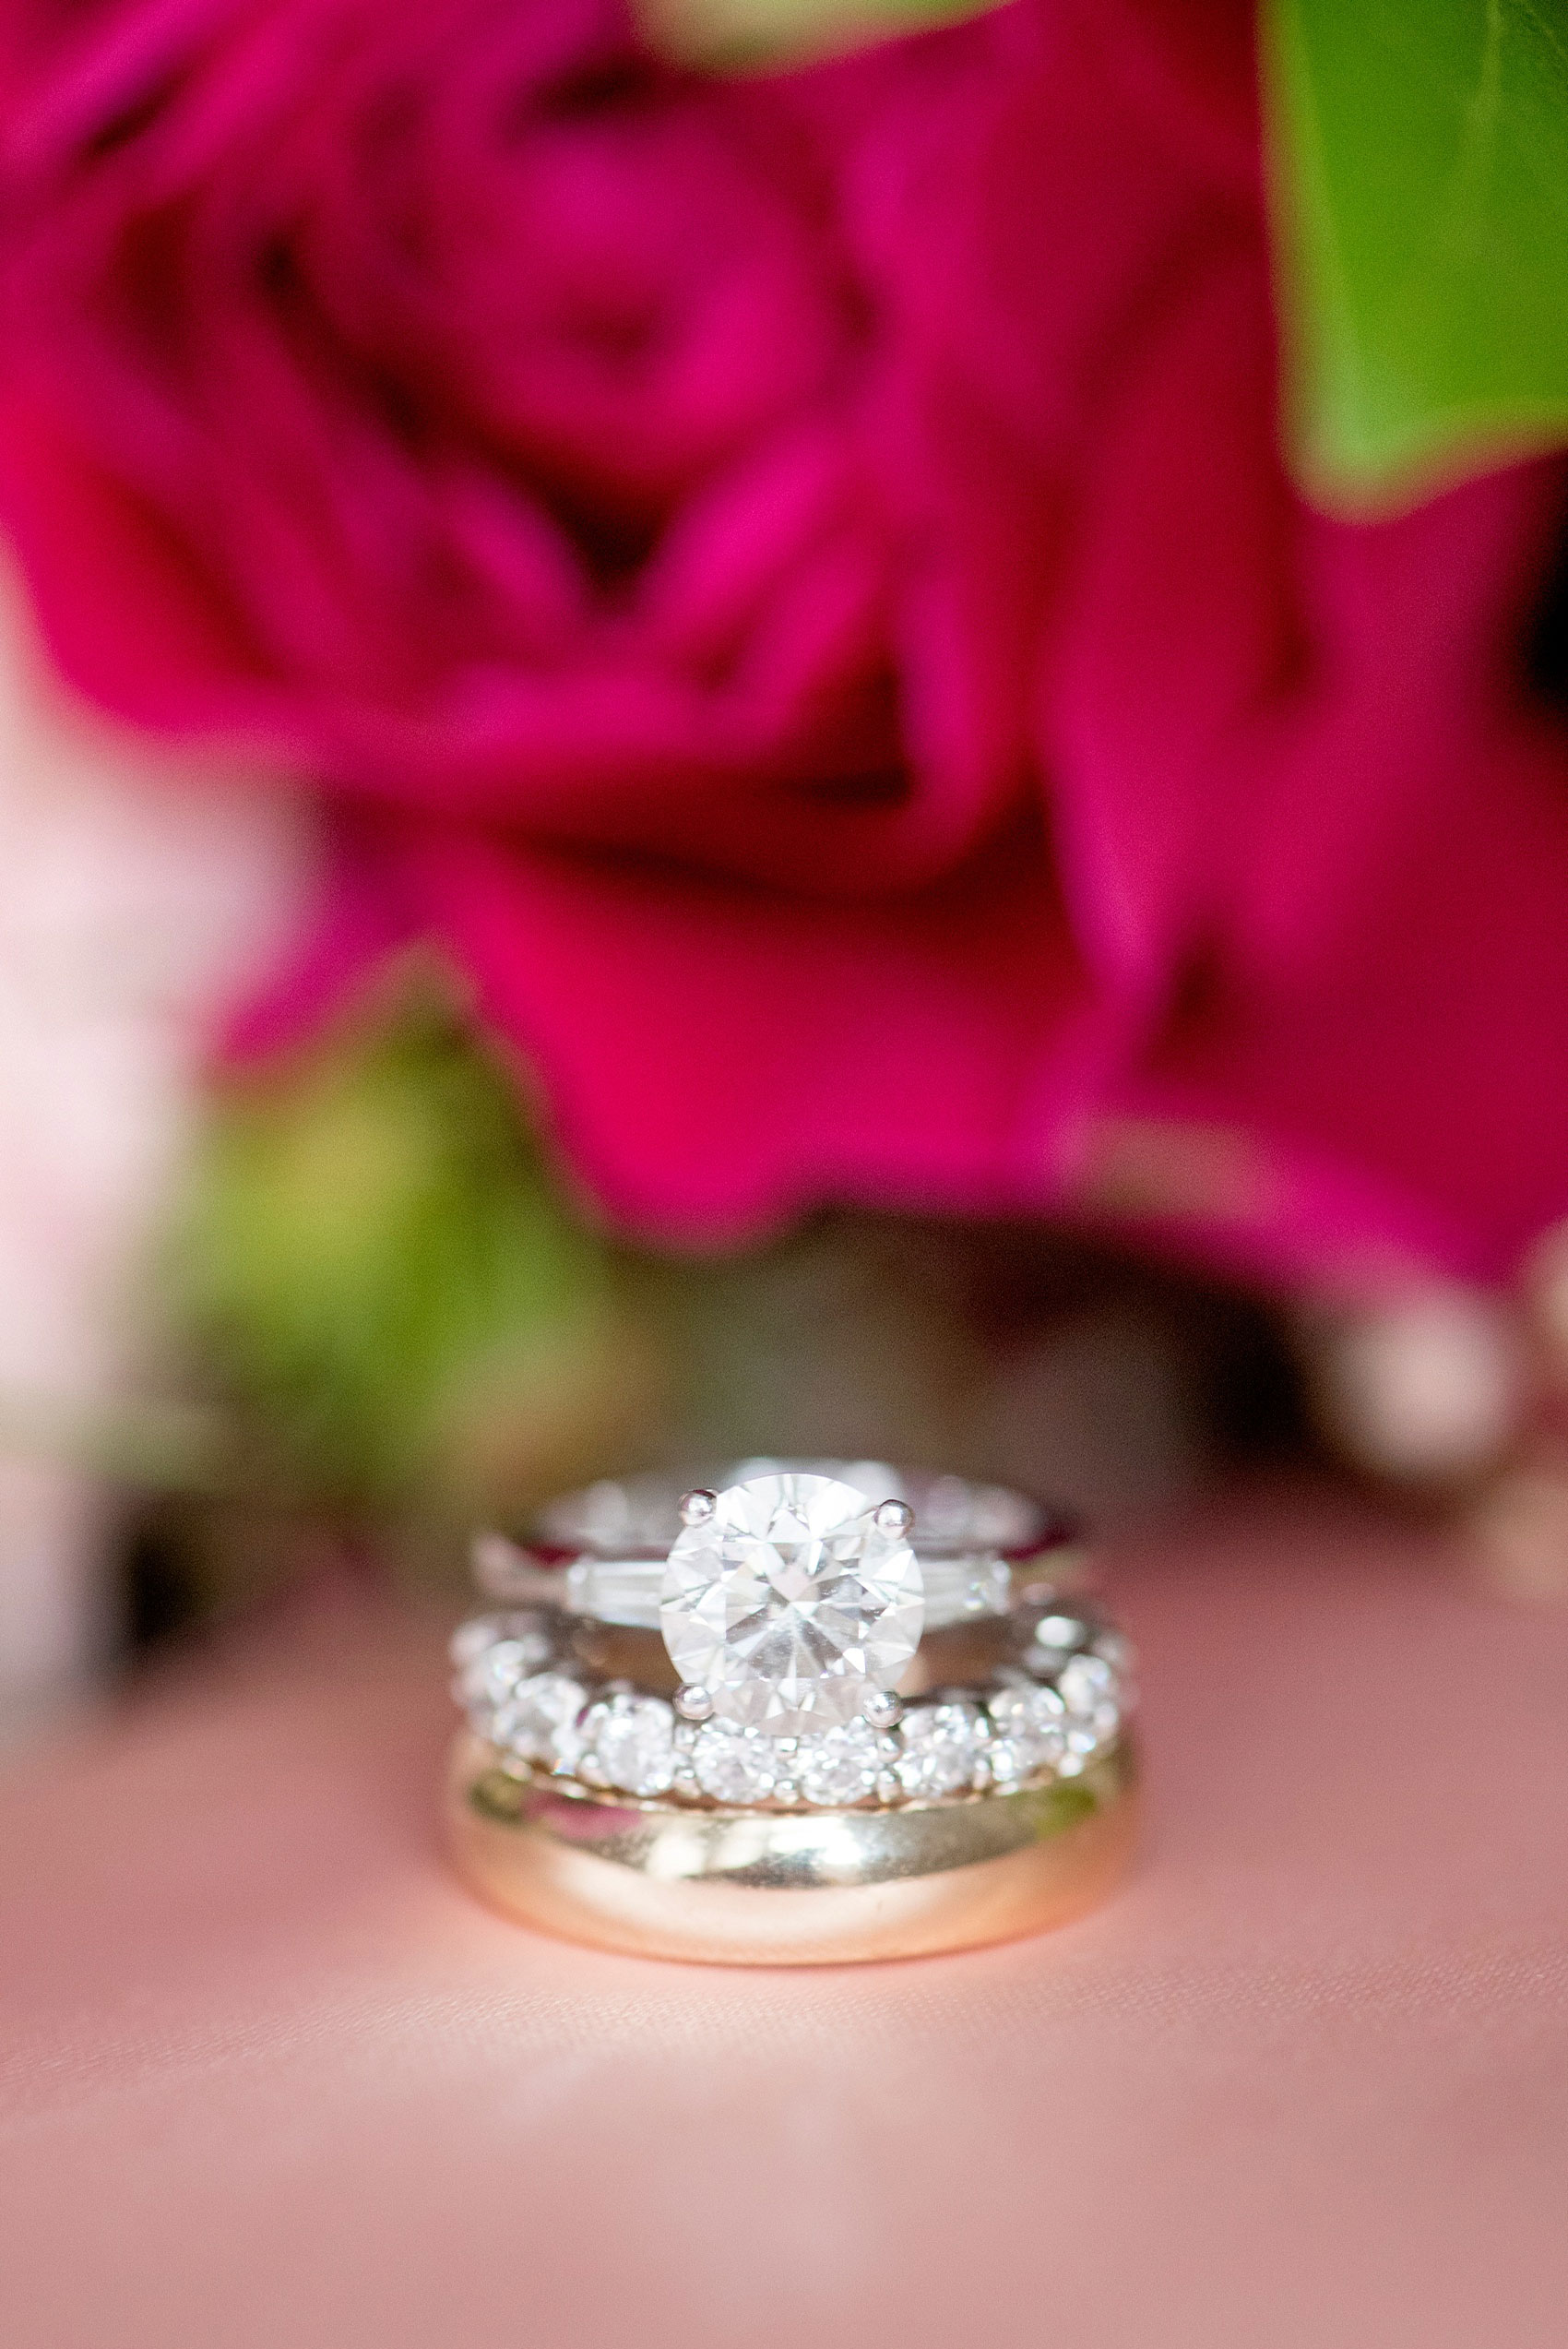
[447,1731,1138,1965]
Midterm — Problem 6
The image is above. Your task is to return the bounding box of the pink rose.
[3,0,1568,1290]
[0,0,910,818]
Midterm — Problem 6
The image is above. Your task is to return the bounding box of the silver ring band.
[473,1460,1079,1633]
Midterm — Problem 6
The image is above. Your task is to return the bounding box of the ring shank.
[533,1463,1053,1555]
[479,1463,1080,1637]
[447,1733,1138,1965]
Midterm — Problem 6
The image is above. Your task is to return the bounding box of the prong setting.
[874,1497,915,1536]
[662,1472,924,1735]
[861,1688,904,1731]
[678,1487,719,1528]
[674,1683,715,1723]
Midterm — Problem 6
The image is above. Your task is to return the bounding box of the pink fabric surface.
[3,1502,1567,2347]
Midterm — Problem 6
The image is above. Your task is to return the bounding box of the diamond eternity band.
[452,1604,1130,1812]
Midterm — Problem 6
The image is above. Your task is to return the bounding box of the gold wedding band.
[447,1731,1138,1965]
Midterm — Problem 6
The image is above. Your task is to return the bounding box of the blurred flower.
[1455,1222,1568,1604]
[0,555,306,1724]
[0,0,902,801]
[1296,1285,1528,1486]
[2,0,1568,1294]
[175,969,662,1523]
[172,1026,1269,1581]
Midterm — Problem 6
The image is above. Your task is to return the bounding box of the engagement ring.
[446,1462,1138,1963]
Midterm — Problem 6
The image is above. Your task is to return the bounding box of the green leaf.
[173,969,644,1513]
[1265,0,1568,512]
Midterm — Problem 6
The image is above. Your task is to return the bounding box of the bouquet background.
[2,0,1568,1706]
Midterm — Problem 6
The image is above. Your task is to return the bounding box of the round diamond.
[795,1719,884,1806]
[457,1637,539,1714]
[1022,1612,1087,1674]
[987,1684,1068,1783]
[450,1616,504,1670]
[1035,1613,1089,1655]
[659,1473,924,1734]
[1091,1628,1134,1675]
[493,1672,588,1768]
[897,1701,983,1798]
[581,1694,676,1795]
[1058,1652,1121,1759]
[691,1722,777,1805]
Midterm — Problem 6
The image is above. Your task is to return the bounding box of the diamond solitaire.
[659,1473,925,1734]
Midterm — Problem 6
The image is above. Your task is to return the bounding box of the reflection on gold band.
[446,1732,1138,1965]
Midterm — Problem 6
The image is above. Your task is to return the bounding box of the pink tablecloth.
[3,1500,1565,2347]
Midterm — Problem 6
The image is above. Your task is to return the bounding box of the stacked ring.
[446,1462,1138,1963]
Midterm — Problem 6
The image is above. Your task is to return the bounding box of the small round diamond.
[659,1472,925,1734]
[897,1702,984,1798]
[450,1616,503,1670]
[493,1672,588,1767]
[987,1684,1068,1783]
[1022,1612,1087,1675]
[581,1694,676,1795]
[795,1719,884,1806]
[1034,1613,1088,1656]
[691,1722,777,1804]
[1058,1652,1121,1759]
[457,1637,539,1714]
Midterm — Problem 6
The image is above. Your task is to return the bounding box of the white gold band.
[473,1461,1077,1633]
[451,1599,1132,1815]
[532,1462,1050,1553]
